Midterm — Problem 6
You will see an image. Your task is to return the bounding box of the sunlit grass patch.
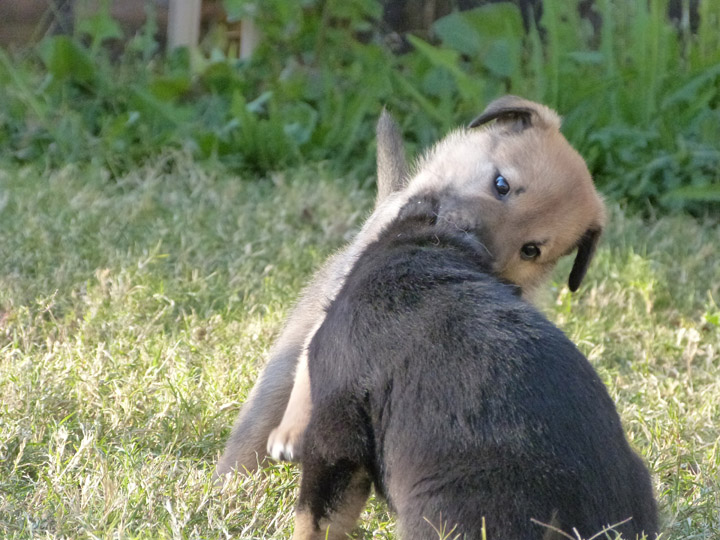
[0,154,717,538]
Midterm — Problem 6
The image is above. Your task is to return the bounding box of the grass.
[0,153,718,538]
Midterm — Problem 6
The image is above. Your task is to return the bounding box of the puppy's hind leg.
[217,109,408,477]
[266,113,409,463]
[292,399,372,540]
[215,339,300,477]
[267,347,313,461]
[216,255,342,477]
[293,468,371,540]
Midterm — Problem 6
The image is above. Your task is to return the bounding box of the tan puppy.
[216,96,606,476]
[215,110,409,477]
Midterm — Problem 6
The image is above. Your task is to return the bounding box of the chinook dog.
[291,192,657,540]
[216,96,606,476]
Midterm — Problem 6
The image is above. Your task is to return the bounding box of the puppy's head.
[408,95,606,294]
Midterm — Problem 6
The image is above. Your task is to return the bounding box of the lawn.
[0,153,718,539]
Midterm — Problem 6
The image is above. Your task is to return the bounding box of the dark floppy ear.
[468,95,561,132]
[376,108,408,204]
[568,228,602,292]
[469,95,535,131]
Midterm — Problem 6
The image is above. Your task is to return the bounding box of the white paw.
[267,426,303,462]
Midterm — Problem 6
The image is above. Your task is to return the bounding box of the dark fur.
[296,195,658,540]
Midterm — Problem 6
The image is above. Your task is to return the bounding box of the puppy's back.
[309,195,657,540]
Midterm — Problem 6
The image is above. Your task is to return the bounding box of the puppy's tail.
[376,108,408,204]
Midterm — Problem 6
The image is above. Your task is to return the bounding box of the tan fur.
[409,113,605,292]
[217,96,606,476]
[216,112,410,475]
[291,511,318,540]
[217,192,409,474]
[267,348,312,460]
[292,471,371,540]
[215,251,345,476]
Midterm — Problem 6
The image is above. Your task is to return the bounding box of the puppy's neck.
[373,194,494,272]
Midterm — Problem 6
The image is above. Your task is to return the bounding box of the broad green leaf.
[40,36,96,85]
[149,76,192,101]
[432,11,482,56]
[281,102,318,146]
[77,11,123,44]
[407,35,480,102]
[566,51,605,65]
[662,184,720,203]
[433,4,523,78]
[434,3,524,52]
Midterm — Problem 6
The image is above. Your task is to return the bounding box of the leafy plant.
[0,0,718,212]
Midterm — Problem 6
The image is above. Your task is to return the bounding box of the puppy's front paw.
[267,423,304,462]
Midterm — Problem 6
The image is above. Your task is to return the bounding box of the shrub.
[0,0,718,212]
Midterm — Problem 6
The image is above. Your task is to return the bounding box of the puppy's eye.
[520,243,541,260]
[494,174,510,197]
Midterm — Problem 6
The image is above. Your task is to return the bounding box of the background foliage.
[0,0,718,212]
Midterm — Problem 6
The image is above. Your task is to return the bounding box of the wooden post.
[50,0,75,35]
[167,0,201,49]
[240,18,260,59]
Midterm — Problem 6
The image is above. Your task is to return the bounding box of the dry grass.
[0,154,717,538]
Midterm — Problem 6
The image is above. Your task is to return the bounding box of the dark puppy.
[292,196,657,540]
